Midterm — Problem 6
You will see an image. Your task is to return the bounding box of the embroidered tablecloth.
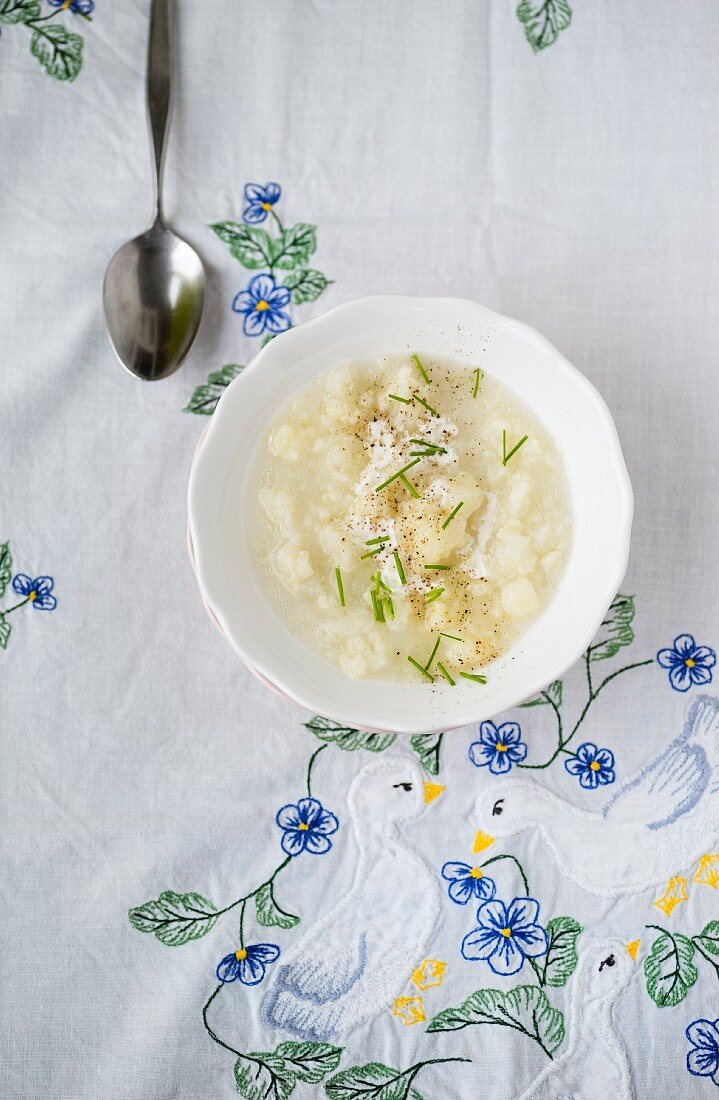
[3,2,719,1097]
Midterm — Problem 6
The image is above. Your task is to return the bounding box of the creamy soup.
[252,355,571,683]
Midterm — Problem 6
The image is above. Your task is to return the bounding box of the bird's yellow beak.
[625,939,640,962]
[423,781,445,805]
[473,829,496,853]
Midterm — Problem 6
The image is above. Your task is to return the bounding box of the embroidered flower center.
[234,948,247,961]
[255,300,270,312]
[260,202,273,211]
[589,761,601,771]
[500,927,512,938]
[28,590,37,601]
[62,0,73,7]
[685,658,696,668]
[469,867,483,879]
[495,743,508,753]
[298,823,309,831]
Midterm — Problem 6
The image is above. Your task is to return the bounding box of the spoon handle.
[147,0,170,224]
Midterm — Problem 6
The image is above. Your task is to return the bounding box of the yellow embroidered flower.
[392,996,426,1026]
[654,876,688,916]
[411,958,447,990]
[694,853,719,890]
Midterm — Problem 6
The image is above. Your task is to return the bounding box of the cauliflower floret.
[500,577,539,619]
[258,488,296,537]
[273,539,314,594]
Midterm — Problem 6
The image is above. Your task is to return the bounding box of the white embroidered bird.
[261,756,441,1042]
[518,937,634,1100]
[475,694,719,896]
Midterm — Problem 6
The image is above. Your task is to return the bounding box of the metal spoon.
[103,0,205,381]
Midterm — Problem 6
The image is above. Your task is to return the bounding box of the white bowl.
[188,296,632,734]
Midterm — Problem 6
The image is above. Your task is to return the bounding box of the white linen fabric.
[2,2,719,1097]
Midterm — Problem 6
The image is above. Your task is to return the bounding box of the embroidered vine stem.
[480,853,530,896]
[519,654,654,770]
[1,596,31,615]
[306,743,327,797]
[391,1058,472,1091]
[202,984,268,1076]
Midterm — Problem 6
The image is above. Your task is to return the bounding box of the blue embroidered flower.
[468,721,527,775]
[686,1017,719,1085]
[564,742,615,790]
[242,182,282,224]
[216,942,280,986]
[276,796,339,857]
[12,574,56,611]
[232,273,291,338]
[461,896,548,976]
[47,0,95,14]
[657,634,716,692]
[441,861,496,905]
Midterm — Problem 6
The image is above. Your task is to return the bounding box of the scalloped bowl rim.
[188,295,633,734]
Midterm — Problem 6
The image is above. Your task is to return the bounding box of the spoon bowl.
[103,0,205,381]
[103,220,205,381]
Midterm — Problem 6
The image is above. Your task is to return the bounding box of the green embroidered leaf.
[516,0,572,52]
[210,222,274,269]
[272,224,317,270]
[325,1062,423,1100]
[0,541,12,599]
[30,25,83,82]
[184,364,244,415]
[520,680,563,708]
[0,615,10,651]
[254,882,299,930]
[283,268,331,304]
[128,890,218,946]
[304,716,396,753]
[234,1056,295,1100]
[588,594,635,662]
[644,930,698,1007]
[427,985,564,1056]
[410,733,443,776]
[261,333,279,347]
[274,1042,343,1083]
[696,920,719,958]
[542,916,582,987]
[0,0,40,24]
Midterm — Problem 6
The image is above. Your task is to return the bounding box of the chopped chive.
[409,439,446,454]
[410,448,447,458]
[375,457,422,493]
[366,536,390,546]
[413,394,438,416]
[459,671,488,684]
[371,589,385,623]
[411,354,431,384]
[335,567,345,607]
[384,596,395,621]
[472,367,483,398]
[441,501,464,529]
[388,393,413,405]
[423,636,441,670]
[399,473,420,498]
[424,563,449,571]
[436,662,456,685]
[425,588,445,604]
[439,631,463,642]
[408,655,435,683]
[502,429,529,466]
[393,551,407,585]
[360,546,384,560]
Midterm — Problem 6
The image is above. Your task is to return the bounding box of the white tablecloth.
[2,2,719,1096]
